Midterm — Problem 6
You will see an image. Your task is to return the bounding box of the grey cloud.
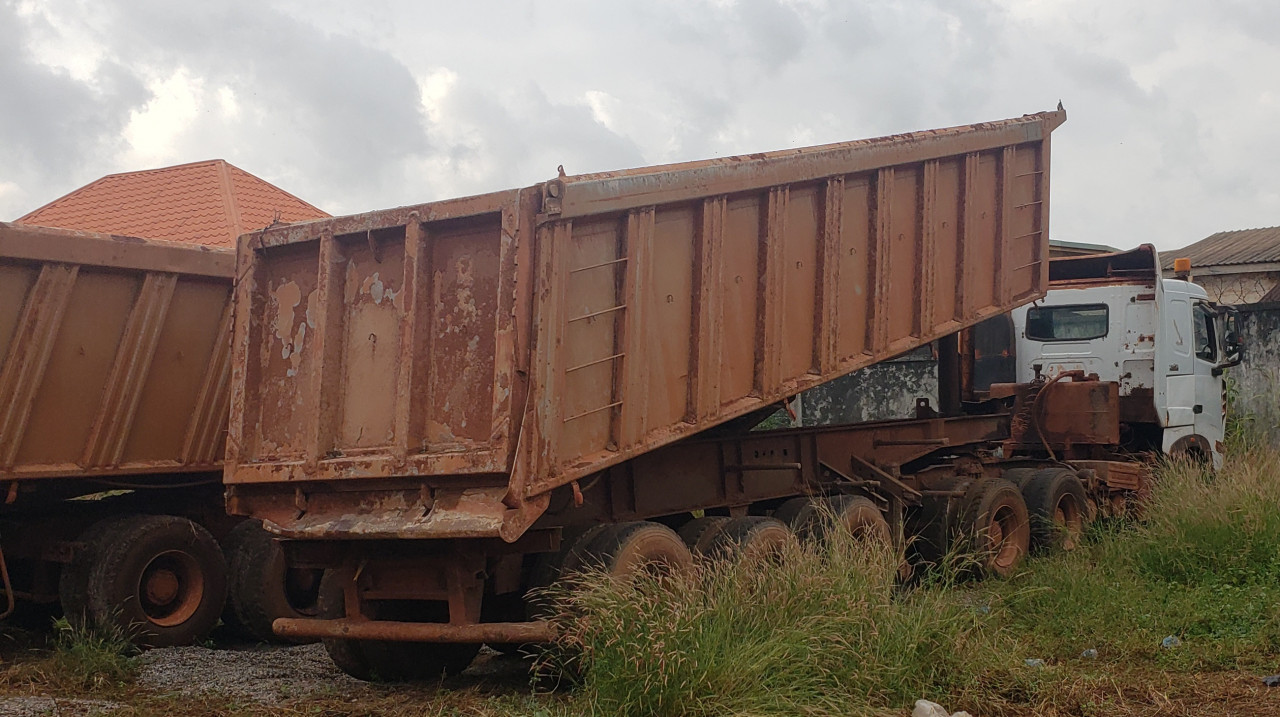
[99,0,428,193]
[0,2,147,216]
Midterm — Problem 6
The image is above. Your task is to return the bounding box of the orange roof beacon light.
[1173,257,1192,280]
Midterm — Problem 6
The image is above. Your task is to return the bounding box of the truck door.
[1159,296,1195,429]
[1190,302,1226,460]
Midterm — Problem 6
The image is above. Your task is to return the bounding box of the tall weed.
[544,526,1024,716]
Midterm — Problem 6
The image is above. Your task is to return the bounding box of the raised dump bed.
[0,222,234,481]
[226,109,1066,543]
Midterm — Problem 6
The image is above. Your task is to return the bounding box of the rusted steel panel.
[0,222,234,479]
[226,110,1065,542]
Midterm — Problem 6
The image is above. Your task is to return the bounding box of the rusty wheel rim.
[139,550,205,627]
[988,505,1022,572]
[1053,493,1084,551]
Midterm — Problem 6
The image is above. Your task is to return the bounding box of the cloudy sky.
[3,0,1277,252]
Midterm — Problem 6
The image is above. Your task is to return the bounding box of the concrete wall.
[800,345,937,426]
[1228,301,1280,441]
[1189,272,1280,305]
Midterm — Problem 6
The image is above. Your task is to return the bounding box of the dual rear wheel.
[60,515,226,648]
[60,515,325,648]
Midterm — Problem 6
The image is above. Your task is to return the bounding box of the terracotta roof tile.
[14,160,329,247]
[1161,226,1280,270]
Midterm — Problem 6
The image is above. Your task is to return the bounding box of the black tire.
[316,569,373,680]
[772,496,815,531]
[59,515,136,629]
[572,522,693,579]
[907,479,966,569]
[959,478,1031,577]
[222,520,321,644]
[316,568,479,683]
[776,495,889,544]
[1002,467,1039,491]
[84,515,227,647]
[826,495,892,545]
[529,524,614,594]
[1021,468,1089,551]
[677,516,732,553]
[702,516,794,561]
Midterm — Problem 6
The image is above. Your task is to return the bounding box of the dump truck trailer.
[224,110,1092,679]
[0,222,314,646]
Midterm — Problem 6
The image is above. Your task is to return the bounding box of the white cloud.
[119,68,203,168]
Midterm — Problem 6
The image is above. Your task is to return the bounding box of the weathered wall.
[1191,272,1280,305]
[801,346,937,426]
[1229,301,1280,441]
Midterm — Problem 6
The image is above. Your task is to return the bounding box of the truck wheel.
[778,495,890,544]
[222,520,321,644]
[59,515,137,628]
[907,481,963,569]
[1022,468,1089,551]
[771,496,815,531]
[84,515,227,647]
[827,495,891,545]
[575,522,693,579]
[316,568,479,682]
[677,516,732,554]
[960,479,1030,577]
[1001,467,1039,491]
[702,516,795,561]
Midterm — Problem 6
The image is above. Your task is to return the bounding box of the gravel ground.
[0,697,122,716]
[135,643,364,705]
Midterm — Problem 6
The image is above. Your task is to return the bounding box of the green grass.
[543,443,1280,716]
[542,530,1028,716]
[0,616,138,694]
[987,446,1280,672]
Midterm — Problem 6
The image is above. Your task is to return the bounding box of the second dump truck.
[0,222,317,646]
[223,108,1232,680]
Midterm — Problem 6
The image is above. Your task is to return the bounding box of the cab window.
[1193,303,1217,362]
[1025,304,1109,341]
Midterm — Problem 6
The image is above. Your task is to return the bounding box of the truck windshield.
[1025,304,1109,341]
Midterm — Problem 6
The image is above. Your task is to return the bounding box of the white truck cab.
[1009,245,1239,467]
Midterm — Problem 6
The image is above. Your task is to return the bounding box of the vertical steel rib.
[182,294,234,465]
[758,187,788,393]
[304,228,340,465]
[918,160,938,337]
[619,208,653,444]
[690,197,726,420]
[0,264,78,469]
[998,146,1016,306]
[870,168,893,353]
[958,153,979,319]
[82,271,178,468]
[817,177,843,373]
[394,215,426,459]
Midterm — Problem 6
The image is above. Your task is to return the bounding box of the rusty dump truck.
[215,108,1199,680]
[0,222,312,646]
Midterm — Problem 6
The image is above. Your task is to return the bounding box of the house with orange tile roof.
[15,160,329,247]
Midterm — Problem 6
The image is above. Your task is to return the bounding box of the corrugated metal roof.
[1161,226,1280,270]
[15,160,329,247]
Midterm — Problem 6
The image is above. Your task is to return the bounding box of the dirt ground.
[0,638,1278,715]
